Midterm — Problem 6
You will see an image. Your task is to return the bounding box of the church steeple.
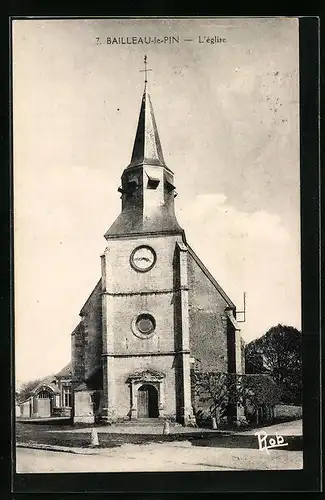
[128,88,166,169]
[104,58,183,239]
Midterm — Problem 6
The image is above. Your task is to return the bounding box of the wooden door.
[37,398,51,417]
[138,384,159,418]
[138,385,149,417]
[37,390,52,417]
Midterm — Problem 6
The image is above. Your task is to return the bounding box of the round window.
[132,313,156,339]
[136,314,156,334]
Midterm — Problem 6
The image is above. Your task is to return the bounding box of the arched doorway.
[138,384,159,418]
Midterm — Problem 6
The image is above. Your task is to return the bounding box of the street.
[16,440,303,473]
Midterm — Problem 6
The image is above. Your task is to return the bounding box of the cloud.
[176,193,301,342]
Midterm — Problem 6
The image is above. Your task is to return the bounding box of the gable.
[187,244,235,308]
[80,278,102,316]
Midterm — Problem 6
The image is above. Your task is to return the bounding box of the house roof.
[31,376,60,395]
[79,279,101,316]
[55,362,72,379]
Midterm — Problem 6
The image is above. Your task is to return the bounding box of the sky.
[13,17,300,385]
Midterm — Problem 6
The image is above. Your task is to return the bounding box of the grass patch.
[15,422,302,451]
[15,423,195,448]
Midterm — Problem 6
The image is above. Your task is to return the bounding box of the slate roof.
[104,207,184,238]
[55,362,72,379]
[128,86,166,169]
[79,279,101,316]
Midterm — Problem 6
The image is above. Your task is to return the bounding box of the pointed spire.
[128,58,166,169]
[104,59,183,239]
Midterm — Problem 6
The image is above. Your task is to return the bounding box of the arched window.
[38,390,51,399]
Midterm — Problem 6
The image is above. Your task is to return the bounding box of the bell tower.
[100,58,194,425]
[105,58,182,239]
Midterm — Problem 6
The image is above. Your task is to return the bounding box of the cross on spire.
[140,55,152,86]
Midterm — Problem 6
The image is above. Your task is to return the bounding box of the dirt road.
[16,441,303,473]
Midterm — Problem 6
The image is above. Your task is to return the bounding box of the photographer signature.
[255,431,288,453]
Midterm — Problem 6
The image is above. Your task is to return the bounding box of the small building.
[17,363,72,419]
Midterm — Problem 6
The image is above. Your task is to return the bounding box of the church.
[71,65,245,426]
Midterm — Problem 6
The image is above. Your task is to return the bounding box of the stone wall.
[71,280,102,388]
[274,404,303,419]
[105,293,177,354]
[102,234,184,296]
[74,390,95,424]
[112,355,178,420]
[71,321,86,384]
[20,400,32,418]
[187,251,230,372]
[80,280,103,381]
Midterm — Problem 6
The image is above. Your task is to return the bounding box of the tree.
[245,324,302,404]
[241,373,282,423]
[17,378,42,402]
[192,370,283,427]
[191,372,242,426]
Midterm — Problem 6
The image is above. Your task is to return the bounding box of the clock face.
[130,246,156,272]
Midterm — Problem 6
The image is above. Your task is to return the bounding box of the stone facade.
[71,82,245,425]
[187,247,235,373]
